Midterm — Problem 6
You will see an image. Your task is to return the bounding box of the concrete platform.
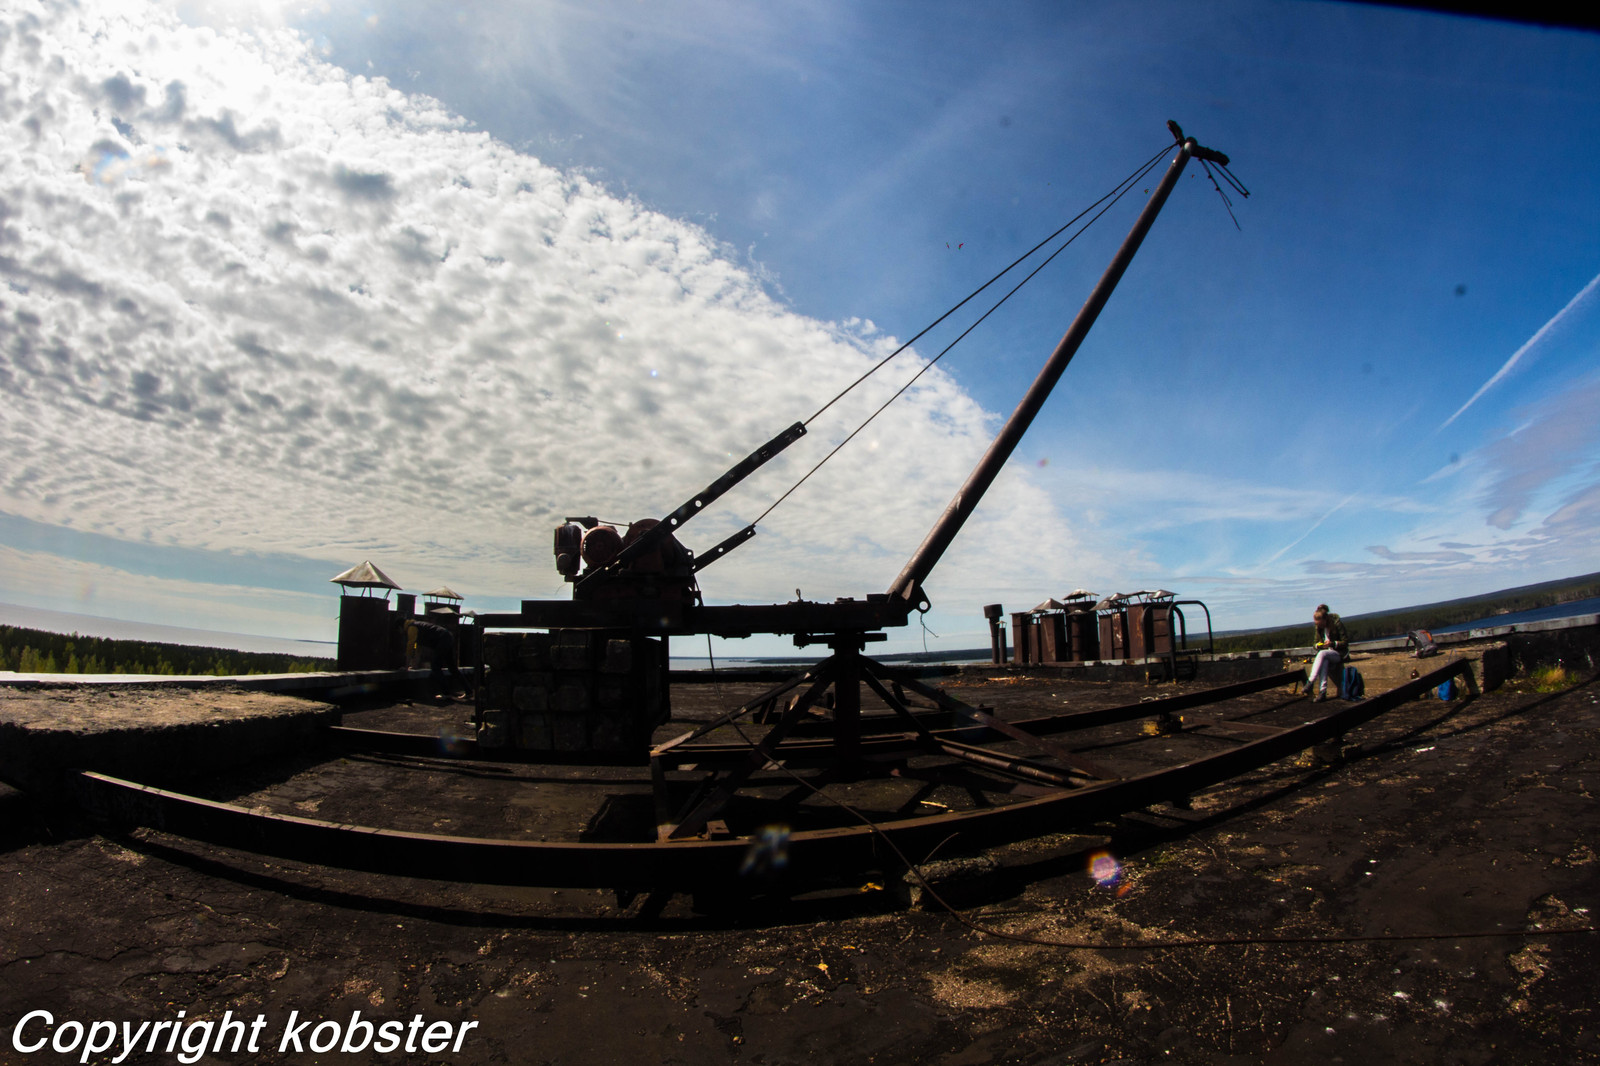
[0,667,474,799]
[3,666,1596,1064]
[0,666,432,695]
[0,682,345,798]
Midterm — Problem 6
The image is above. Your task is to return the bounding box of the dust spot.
[96,840,146,865]
[1526,893,1589,931]
[1556,843,1597,867]
[1506,942,1550,1012]
[1120,988,1154,1013]
[342,975,378,999]
[926,972,1016,1009]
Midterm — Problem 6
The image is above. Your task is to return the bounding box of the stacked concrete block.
[476,629,666,757]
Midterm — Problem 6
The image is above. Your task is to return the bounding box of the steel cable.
[748,144,1173,528]
[801,141,1174,430]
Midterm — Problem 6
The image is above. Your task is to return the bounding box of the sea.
[0,603,337,660]
[1423,596,1600,636]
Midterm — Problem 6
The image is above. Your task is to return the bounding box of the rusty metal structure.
[462,122,1234,771]
[54,122,1473,896]
[1000,590,1214,678]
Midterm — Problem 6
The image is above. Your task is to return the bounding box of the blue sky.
[1,0,1596,656]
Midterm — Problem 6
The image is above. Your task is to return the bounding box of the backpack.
[1408,629,1438,658]
[1340,665,1365,700]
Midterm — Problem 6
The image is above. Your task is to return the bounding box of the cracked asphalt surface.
[1,666,1597,1064]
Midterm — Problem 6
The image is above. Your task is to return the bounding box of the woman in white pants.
[1307,603,1348,701]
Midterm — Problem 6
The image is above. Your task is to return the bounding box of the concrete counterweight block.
[472,629,667,758]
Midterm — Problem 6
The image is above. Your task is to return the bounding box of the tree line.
[0,625,334,676]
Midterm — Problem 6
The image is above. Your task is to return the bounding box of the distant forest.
[0,625,334,676]
[1211,572,1600,653]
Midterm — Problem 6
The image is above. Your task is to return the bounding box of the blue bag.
[1340,666,1365,700]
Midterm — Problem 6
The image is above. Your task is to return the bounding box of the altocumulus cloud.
[0,0,1117,618]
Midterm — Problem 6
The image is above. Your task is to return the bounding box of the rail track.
[72,657,1477,893]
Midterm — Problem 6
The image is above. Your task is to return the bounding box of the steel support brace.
[873,667,1115,779]
[662,670,836,840]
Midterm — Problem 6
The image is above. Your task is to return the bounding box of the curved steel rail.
[327,667,1294,768]
[73,660,1475,889]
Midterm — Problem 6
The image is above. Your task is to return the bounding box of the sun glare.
[172,0,323,30]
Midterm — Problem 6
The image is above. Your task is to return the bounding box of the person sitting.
[1307,603,1348,701]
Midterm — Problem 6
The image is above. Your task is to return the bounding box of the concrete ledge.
[1446,612,1600,641]
[0,668,433,698]
[0,685,341,798]
[1199,612,1600,661]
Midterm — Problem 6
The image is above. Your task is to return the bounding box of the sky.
[0,0,1597,658]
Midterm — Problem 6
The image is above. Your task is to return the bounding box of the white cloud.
[1279,373,1600,613]
[0,0,1107,635]
[1365,545,1472,564]
[1477,375,1600,531]
[0,543,335,640]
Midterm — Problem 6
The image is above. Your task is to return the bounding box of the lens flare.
[739,824,791,876]
[1088,849,1121,886]
[435,725,471,757]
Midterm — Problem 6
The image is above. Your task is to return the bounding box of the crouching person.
[404,618,469,698]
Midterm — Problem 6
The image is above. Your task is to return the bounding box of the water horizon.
[1423,596,1600,636]
[0,602,336,660]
